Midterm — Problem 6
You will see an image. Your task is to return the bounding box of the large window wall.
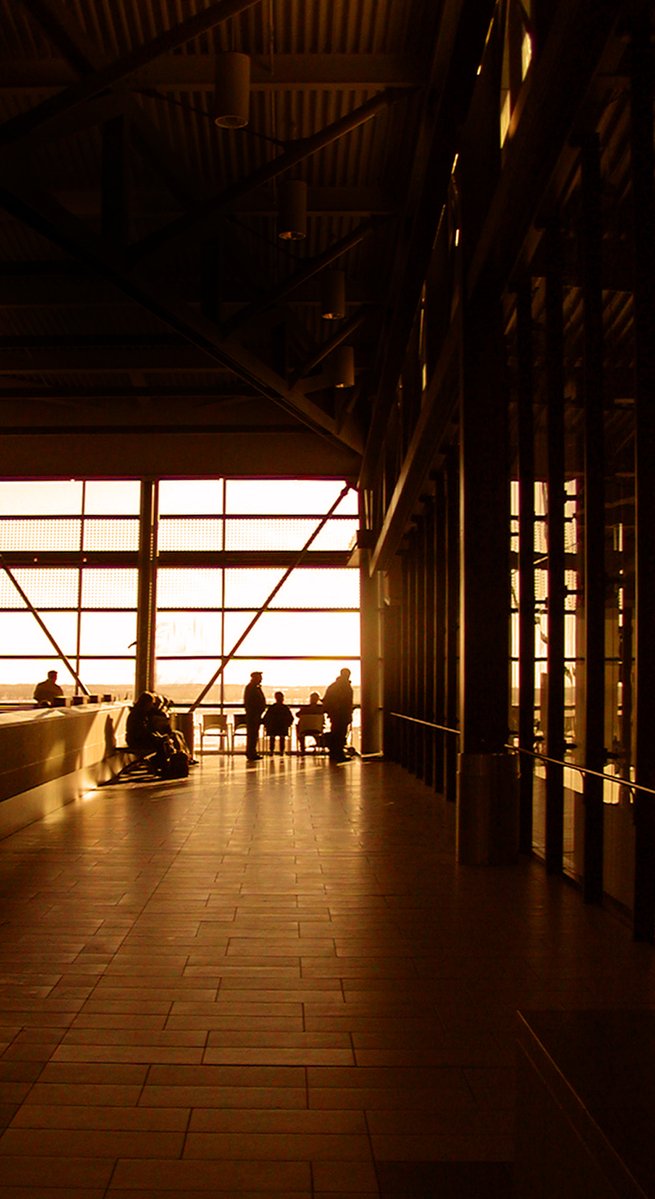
[0,478,360,706]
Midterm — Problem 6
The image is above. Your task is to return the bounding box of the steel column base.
[456,752,519,865]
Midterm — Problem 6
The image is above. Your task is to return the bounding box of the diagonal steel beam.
[0,557,90,695]
[3,0,262,148]
[189,484,352,711]
[0,172,364,452]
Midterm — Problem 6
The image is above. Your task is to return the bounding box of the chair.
[231,712,249,753]
[296,713,325,754]
[199,713,230,754]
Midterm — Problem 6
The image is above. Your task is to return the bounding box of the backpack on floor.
[155,736,189,779]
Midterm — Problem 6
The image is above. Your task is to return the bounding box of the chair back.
[199,712,229,753]
[297,714,325,736]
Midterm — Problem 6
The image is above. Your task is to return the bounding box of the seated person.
[263,691,294,754]
[150,693,195,762]
[125,691,196,773]
[125,691,161,757]
[33,669,64,707]
[295,691,325,754]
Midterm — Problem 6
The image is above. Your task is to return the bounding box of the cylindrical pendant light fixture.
[214,52,250,128]
[321,269,346,320]
[277,179,307,240]
[332,345,355,388]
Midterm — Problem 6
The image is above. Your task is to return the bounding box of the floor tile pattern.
[0,755,654,1196]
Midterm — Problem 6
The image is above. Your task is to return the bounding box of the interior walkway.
[0,755,654,1198]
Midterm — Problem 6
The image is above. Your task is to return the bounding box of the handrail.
[390,712,460,736]
[505,742,655,800]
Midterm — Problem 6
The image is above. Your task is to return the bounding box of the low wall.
[0,702,130,840]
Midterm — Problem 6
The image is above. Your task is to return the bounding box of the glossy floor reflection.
[0,755,654,1197]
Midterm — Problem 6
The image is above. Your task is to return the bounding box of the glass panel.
[83,518,139,551]
[0,480,83,515]
[158,518,224,552]
[159,479,223,515]
[0,518,82,552]
[223,517,356,551]
[222,659,360,694]
[0,658,71,693]
[81,569,138,608]
[84,481,140,515]
[156,612,222,655]
[157,569,223,607]
[0,611,77,654]
[225,479,357,515]
[223,567,359,608]
[77,659,136,693]
[0,568,80,608]
[79,612,137,655]
[223,611,360,657]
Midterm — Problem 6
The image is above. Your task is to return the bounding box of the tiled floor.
[0,754,654,1197]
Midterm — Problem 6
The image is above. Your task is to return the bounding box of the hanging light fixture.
[277,179,307,240]
[332,345,355,388]
[214,52,250,129]
[321,269,346,320]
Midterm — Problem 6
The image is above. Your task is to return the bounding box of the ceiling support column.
[456,288,517,864]
[516,280,536,856]
[630,19,655,942]
[580,134,606,906]
[135,480,158,697]
[544,219,566,877]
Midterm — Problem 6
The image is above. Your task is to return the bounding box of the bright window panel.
[222,659,360,693]
[79,612,137,655]
[81,569,138,608]
[84,481,140,515]
[0,611,77,654]
[83,518,139,551]
[223,517,356,552]
[157,569,223,607]
[0,518,82,552]
[225,479,357,515]
[223,567,359,608]
[77,659,136,691]
[0,658,71,691]
[158,518,224,552]
[156,612,222,655]
[0,481,83,516]
[0,568,80,609]
[159,480,223,515]
[223,611,360,657]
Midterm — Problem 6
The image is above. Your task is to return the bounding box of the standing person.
[243,670,266,761]
[263,691,294,755]
[322,668,353,763]
[33,669,64,707]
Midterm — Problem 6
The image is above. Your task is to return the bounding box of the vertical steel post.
[516,281,536,854]
[135,479,158,697]
[544,220,566,875]
[630,20,655,941]
[580,134,606,904]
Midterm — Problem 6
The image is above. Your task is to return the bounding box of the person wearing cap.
[243,670,266,761]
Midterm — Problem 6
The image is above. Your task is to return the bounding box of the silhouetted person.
[263,691,294,754]
[322,668,353,763]
[296,691,325,755]
[125,691,160,756]
[33,669,64,707]
[150,693,196,763]
[243,671,266,761]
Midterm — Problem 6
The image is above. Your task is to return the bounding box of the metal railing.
[390,712,460,737]
[390,711,655,799]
